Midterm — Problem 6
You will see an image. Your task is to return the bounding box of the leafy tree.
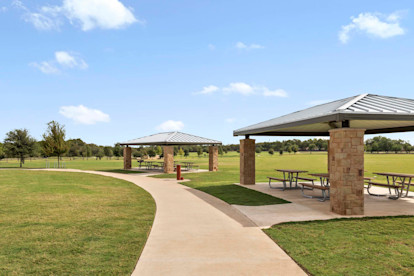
[148,148,156,158]
[292,145,299,154]
[96,148,105,160]
[113,143,122,158]
[178,148,184,157]
[403,143,412,154]
[255,147,262,154]
[392,144,402,154]
[155,146,163,156]
[42,121,68,168]
[84,145,92,159]
[0,143,4,160]
[218,146,224,156]
[268,148,274,155]
[184,148,189,157]
[279,150,283,155]
[308,143,316,153]
[104,146,113,159]
[197,147,203,157]
[4,129,36,168]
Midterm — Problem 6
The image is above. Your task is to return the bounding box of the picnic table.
[182,162,194,171]
[267,169,308,190]
[368,172,414,199]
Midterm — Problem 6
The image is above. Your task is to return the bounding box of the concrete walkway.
[39,169,305,276]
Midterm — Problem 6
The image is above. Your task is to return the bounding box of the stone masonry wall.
[329,128,365,215]
[209,146,218,172]
[240,139,255,185]
[163,146,174,174]
[123,147,132,170]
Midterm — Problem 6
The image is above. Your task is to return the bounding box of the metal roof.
[234,94,414,137]
[120,131,222,146]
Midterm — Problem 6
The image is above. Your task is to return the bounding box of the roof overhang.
[234,113,414,137]
[120,131,222,146]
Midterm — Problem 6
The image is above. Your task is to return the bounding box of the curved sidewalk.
[44,170,305,275]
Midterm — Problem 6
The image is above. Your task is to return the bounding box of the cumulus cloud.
[195,82,288,98]
[208,44,216,50]
[223,82,255,95]
[31,51,88,74]
[55,51,88,69]
[13,0,142,31]
[59,105,110,125]
[339,11,405,43]
[235,42,264,50]
[156,120,184,132]
[262,88,288,97]
[194,85,219,95]
[30,61,60,74]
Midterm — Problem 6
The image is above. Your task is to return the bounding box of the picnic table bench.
[267,169,308,190]
[366,172,414,200]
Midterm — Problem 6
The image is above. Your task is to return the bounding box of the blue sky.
[1,0,414,145]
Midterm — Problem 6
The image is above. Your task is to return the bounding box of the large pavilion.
[234,94,414,215]
[120,131,222,173]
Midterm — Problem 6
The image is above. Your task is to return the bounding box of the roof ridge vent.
[166,131,178,142]
[337,93,368,111]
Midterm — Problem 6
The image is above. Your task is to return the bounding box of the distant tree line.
[1,122,413,168]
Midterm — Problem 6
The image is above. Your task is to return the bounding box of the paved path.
[39,169,305,276]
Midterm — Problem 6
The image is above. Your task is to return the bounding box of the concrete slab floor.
[234,182,414,228]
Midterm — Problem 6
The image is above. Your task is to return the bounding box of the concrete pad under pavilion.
[234,94,414,216]
[120,131,222,174]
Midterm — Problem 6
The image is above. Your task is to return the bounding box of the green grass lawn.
[153,151,414,205]
[0,170,155,275]
[264,216,414,275]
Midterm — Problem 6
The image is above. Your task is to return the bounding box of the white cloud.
[263,88,288,97]
[31,51,88,74]
[59,105,110,125]
[55,51,88,69]
[339,12,405,43]
[156,120,184,132]
[195,82,288,98]
[225,118,236,123]
[235,42,264,50]
[223,82,255,95]
[13,0,61,30]
[30,61,60,74]
[194,85,219,95]
[1,6,8,12]
[13,0,141,31]
[208,44,215,50]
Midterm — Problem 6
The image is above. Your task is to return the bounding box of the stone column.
[327,140,330,173]
[329,128,365,215]
[209,146,219,171]
[123,147,132,170]
[240,139,255,185]
[163,146,174,174]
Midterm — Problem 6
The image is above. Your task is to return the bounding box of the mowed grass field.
[0,170,155,275]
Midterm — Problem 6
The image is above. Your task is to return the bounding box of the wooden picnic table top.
[276,169,308,173]
[309,173,329,178]
[374,172,414,178]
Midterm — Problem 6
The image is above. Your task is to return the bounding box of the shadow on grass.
[98,169,145,174]
[185,183,290,206]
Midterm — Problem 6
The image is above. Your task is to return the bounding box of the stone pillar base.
[329,128,365,215]
[163,146,174,173]
[209,146,218,171]
[240,139,255,185]
[123,147,132,170]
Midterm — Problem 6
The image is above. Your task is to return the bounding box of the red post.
[177,165,182,180]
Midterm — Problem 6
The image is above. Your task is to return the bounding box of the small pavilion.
[120,131,222,173]
[233,94,414,216]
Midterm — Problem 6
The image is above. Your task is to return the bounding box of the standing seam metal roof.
[233,94,414,136]
[120,131,222,146]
